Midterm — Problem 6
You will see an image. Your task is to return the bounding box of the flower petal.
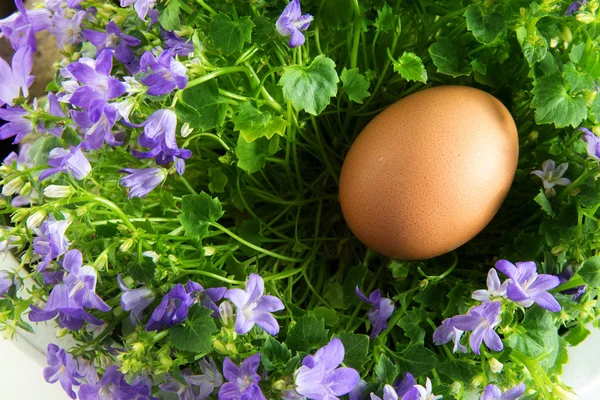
[328,367,360,396]
[495,260,517,280]
[531,291,561,312]
[314,337,345,371]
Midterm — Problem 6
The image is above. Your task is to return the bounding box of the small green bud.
[488,357,503,373]
[181,123,193,138]
[95,253,108,269]
[213,339,227,354]
[576,12,595,24]
[219,301,234,328]
[120,238,134,253]
[2,177,24,196]
[19,182,32,197]
[562,26,573,44]
[226,343,238,354]
[272,380,287,391]
[11,208,30,223]
[204,246,216,256]
[26,209,47,230]
[471,375,484,387]
[44,185,75,199]
[449,381,462,395]
[418,279,429,288]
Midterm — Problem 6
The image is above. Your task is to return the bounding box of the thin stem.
[178,269,243,285]
[195,0,216,15]
[68,195,136,231]
[180,176,198,195]
[187,66,250,89]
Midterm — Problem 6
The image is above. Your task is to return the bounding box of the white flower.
[531,159,571,197]
[44,185,74,199]
[2,177,24,196]
[415,378,443,400]
[472,269,508,302]
[181,123,193,138]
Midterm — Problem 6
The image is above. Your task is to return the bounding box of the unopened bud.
[272,380,286,391]
[44,185,74,199]
[419,279,429,288]
[563,26,573,44]
[181,123,193,138]
[26,210,47,230]
[471,375,484,388]
[2,177,24,196]
[19,182,32,197]
[550,37,559,48]
[576,12,595,24]
[450,381,462,395]
[142,251,160,263]
[489,357,503,373]
[76,205,90,217]
[226,343,237,354]
[213,339,227,354]
[11,208,30,223]
[204,246,216,256]
[132,342,145,355]
[119,238,134,253]
[95,253,108,269]
[219,301,234,327]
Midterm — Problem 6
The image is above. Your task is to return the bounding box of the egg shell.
[339,85,519,260]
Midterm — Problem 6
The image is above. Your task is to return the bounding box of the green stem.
[178,269,243,284]
[187,66,250,89]
[310,116,339,184]
[350,0,362,69]
[195,0,216,15]
[556,167,600,202]
[180,176,198,195]
[68,195,136,231]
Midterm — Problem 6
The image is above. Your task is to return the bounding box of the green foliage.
[178,192,224,238]
[506,308,559,369]
[341,68,371,104]
[170,306,217,353]
[175,81,228,131]
[336,332,370,371]
[464,5,506,45]
[232,102,288,142]
[375,355,399,384]
[392,52,428,83]
[235,135,280,173]
[428,37,472,78]
[579,256,600,286]
[286,315,329,352]
[531,74,587,128]
[209,13,254,56]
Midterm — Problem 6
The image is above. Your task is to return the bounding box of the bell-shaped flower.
[276,0,313,48]
[581,127,600,160]
[146,283,193,331]
[78,365,136,400]
[39,146,92,181]
[120,0,157,21]
[356,286,395,338]
[432,318,467,354]
[0,0,50,51]
[370,384,399,400]
[62,249,110,313]
[451,301,503,355]
[43,344,84,399]
[219,354,266,400]
[117,275,155,325]
[0,45,34,107]
[0,271,13,297]
[531,159,571,197]
[82,21,141,65]
[186,280,226,317]
[33,217,70,271]
[139,49,187,96]
[0,106,34,144]
[481,383,526,400]
[119,167,168,199]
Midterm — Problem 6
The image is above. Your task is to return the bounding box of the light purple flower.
[276,0,314,48]
[355,287,395,339]
[0,271,12,297]
[43,344,84,399]
[129,376,156,400]
[139,49,187,96]
[370,384,399,400]
[0,0,51,51]
[62,249,111,312]
[433,318,467,354]
[472,268,508,302]
[162,30,194,56]
[78,365,135,400]
[117,274,155,325]
[557,266,587,302]
[71,105,122,150]
[495,260,561,312]
[158,370,197,400]
[225,273,285,335]
[0,45,34,107]
[531,160,571,197]
[164,358,224,400]
[295,338,360,400]
[219,353,266,400]
[414,378,442,400]
[0,106,34,144]
[186,280,227,318]
[349,380,367,400]
[83,21,141,64]
[33,218,70,271]
[581,127,600,160]
[48,10,87,49]
[481,383,526,400]
[39,93,68,138]
[39,146,92,181]
[395,373,419,400]
[120,0,157,21]
[119,167,167,199]
[146,283,193,331]
[566,0,587,15]
[451,301,503,355]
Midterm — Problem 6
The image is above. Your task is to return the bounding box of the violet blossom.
[38,146,92,181]
[0,0,51,51]
[161,359,223,400]
[48,10,87,49]
[294,338,360,400]
[370,384,399,400]
[62,249,111,312]
[531,160,571,197]
[119,167,167,199]
[0,106,34,144]
[0,45,34,107]
[451,301,503,355]
[224,273,285,335]
[472,268,508,302]
[146,283,193,331]
[43,344,84,399]
[78,365,136,400]
[481,383,526,400]
[83,21,141,65]
[117,274,155,325]
[219,353,266,400]
[120,0,157,21]
[396,373,419,400]
[495,260,561,312]
[158,371,197,400]
[414,378,442,400]
[139,49,188,96]
[0,271,12,297]
[186,280,226,317]
[557,266,587,302]
[276,0,314,48]
[33,217,70,271]
[348,380,367,400]
[356,286,395,339]
[580,127,600,160]
[71,105,123,150]
[432,318,467,354]
[162,30,194,56]
[39,93,68,138]
[566,0,587,15]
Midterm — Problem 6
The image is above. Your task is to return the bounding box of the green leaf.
[238,219,263,256]
[579,256,600,286]
[392,52,428,83]
[548,337,569,376]
[570,43,586,64]
[170,306,217,353]
[29,136,62,166]
[397,308,428,343]
[437,358,479,382]
[208,167,228,193]
[464,5,506,44]
[506,307,559,369]
[534,190,555,217]
[514,232,543,260]
[428,37,472,78]
[471,59,487,75]
[158,0,181,31]
[531,74,587,128]
[516,26,548,65]
[235,135,280,174]
[442,283,471,318]
[209,13,254,56]
[313,306,340,327]
[175,81,228,131]
[375,355,399,384]
[232,102,288,142]
[324,282,346,309]
[279,55,339,115]
[343,265,368,303]
[262,337,292,371]
[395,344,437,376]
[563,63,595,94]
[336,332,370,371]
[341,68,371,104]
[374,2,397,33]
[178,192,224,238]
[126,256,156,284]
[320,0,354,30]
[564,321,590,346]
[286,315,329,352]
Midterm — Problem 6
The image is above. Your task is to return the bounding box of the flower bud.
[213,339,227,354]
[95,253,108,269]
[19,182,32,197]
[26,210,47,230]
[181,123,193,137]
[76,205,90,217]
[418,279,429,288]
[219,301,234,328]
[2,177,24,196]
[44,185,74,199]
[471,375,484,388]
[449,381,462,395]
[11,208,30,223]
[120,238,134,253]
[132,342,145,355]
[488,357,503,373]
[562,26,573,45]
[272,380,286,391]
[226,343,237,354]
[576,12,595,24]
[204,246,216,256]
[549,37,559,48]
[142,251,160,263]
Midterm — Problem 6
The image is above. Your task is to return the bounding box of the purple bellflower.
[33,217,70,271]
[186,280,227,317]
[581,127,600,159]
[119,167,167,199]
[78,365,136,400]
[162,30,194,56]
[129,376,156,400]
[451,301,503,355]
[161,359,223,400]
[0,271,12,297]
[146,283,193,331]
[414,378,442,400]
[48,10,87,49]
[557,266,587,302]
[71,104,123,150]
[432,318,467,354]
[0,106,34,144]
[472,268,508,302]
[294,338,360,400]
[62,249,111,312]
[83,21,141,65]
[120,0,157,21]
[43,344,84,399]
[39,146,92,181]
[481,383,526,400]
[0,0,51,51]
[159,370,198,400]
[348,380,367,400]
[566,0,587,15]
[531,160,571,197]
[139,49,188,96]
[219,353,266,400]
[396,373,419,400]
[276,0,314,48]
[224,273,285,335]
[40,93,68,138]
[370,384,399,400]
[117,274,155,325]
[0,45,34,107]
[356,287,395,339]
[495,260,561,312]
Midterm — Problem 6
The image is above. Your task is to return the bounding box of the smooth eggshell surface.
[339,86,519,260]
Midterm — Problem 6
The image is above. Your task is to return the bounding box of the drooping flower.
[566,0,587,16]
[186,358,224,399]
[43,344,84,399]
[0,45,34,107]
[62,249,111,312]
[120,0,157,21]
[71,105,123,150]
[48,10,87,49]
[139,49,188,96]
[414,378,442,400]
[78,365,136,400]
[186,280,227,317]
[38,146,92,181]
[0,106,34,144]
[219,353,266,400]
[294,338,360,400]
[146,283,193,331]
[0,271,12,297]
[355,286,395,339]
[451,301,503,355]
[224,273,285,335]
[495,260,561,312]
[396,373,419,399]
[276,0,314,48]
[119,167,168,199]
[432,318,467,354]
[82,21,141,65]
[117,274,155,325]
[557,266,587,302]
[370,384,399,400]
[580,127,600,160]
[481,383,526,400]
[33,218,70,271]
[0,0,51,51]
[531,160,571,197]
[472,268,508,302]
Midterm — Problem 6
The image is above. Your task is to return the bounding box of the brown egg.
[339,86,518,260]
